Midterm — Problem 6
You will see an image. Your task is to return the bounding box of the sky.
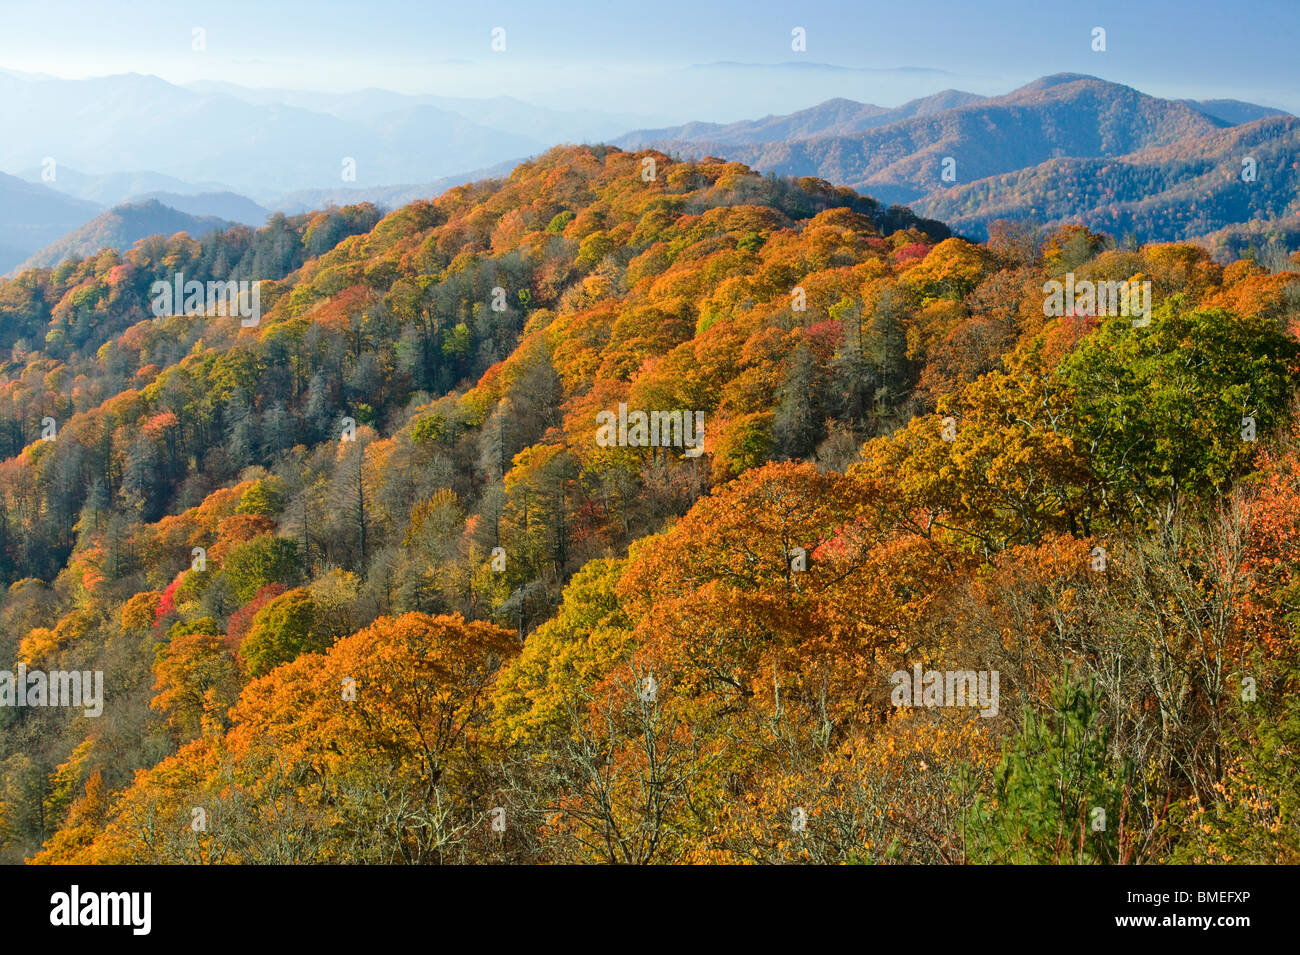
[2,0,1298,118]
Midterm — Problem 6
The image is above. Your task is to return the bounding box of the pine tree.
[967,676,1138,864]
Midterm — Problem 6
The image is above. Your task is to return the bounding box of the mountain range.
[3,71,1297,275]
[612,74,1297,248]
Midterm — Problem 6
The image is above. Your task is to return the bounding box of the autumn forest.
[0,141,1296,866]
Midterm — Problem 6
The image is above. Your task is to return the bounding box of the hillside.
[0,145,1298,867]
[18,199,235,270]
[916,114,1300,244]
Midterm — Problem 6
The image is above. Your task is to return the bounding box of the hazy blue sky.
[2,0,1298,117]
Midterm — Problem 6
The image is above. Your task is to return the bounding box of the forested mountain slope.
[1,145,1297,865]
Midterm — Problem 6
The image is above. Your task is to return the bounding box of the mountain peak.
[1015,73,1109,92]
[18,199,233,271]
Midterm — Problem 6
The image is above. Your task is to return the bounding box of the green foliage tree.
[967,677,1137,864]
[223,536,301,604]
[237,478,287,517]
[1057,300,1299,525]
[241,587,322,676]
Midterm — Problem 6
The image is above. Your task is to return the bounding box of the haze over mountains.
[0,68,644,199]
[1,68,1296,275]
[9,166,235,206]
[0,171,100,273]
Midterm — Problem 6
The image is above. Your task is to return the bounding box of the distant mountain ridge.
[13,166,237,206]
[632,76,1232,202]
[0,172,102,274]
[613,89,989,149]
[614,74,1296,246]
[131,191,270,227]
[185,81,654,147]
[267,159,525,215]
[1180,98,1290,126]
